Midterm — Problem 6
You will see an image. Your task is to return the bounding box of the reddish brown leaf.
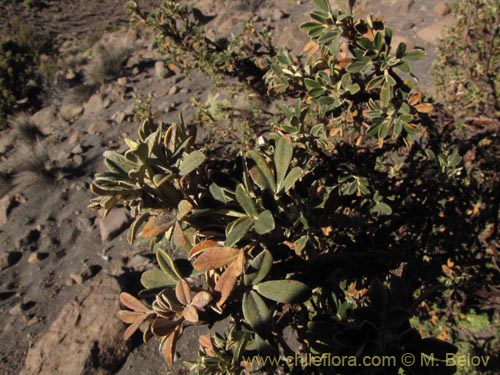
[408,92,422,106]
[151,317,179,337]
[123,314,148,340]
[177,199,193,221]
[141,215,174,238]
[172,222,189,249]
[188,240,220,260]
[191,291,212,308]
[183,305,199,323]
[192,246,241,271]
[175,279,192,306]
[161,327,182,365]
[414,103,433,113]
[117,310,144,324]
[119,292,150,313]
[199,335,214,357]
[215,250,244,306]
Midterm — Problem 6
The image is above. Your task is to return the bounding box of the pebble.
[168,85,179,95]
[0,251,22,270]
[434,3,451,16]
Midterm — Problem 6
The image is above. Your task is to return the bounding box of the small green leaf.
[254,210,275,235]
[243,290,271,335]
[226,216,254,247]
[274,136,293,190]
[244,250,273,286]
[282,167,303,193]
[313,0,330,12]
[179,150,206,176]
[235,184,258,216]
[346,60,370,73]
[380,82,391,106]
[247,151,276,192]
[157,249,182,282]
[255,280,311,303]
[141,269,176,289]
[404,49,425,61]
[209,183,230,203]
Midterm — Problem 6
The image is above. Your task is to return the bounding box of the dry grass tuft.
[8,141,60,188]
[84,37,133,86]
[9,112,44,144]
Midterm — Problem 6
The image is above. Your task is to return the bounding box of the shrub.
[433,0,500,120]
[90,0,499,374]
[0,17,51,129]
[9,112,44,144]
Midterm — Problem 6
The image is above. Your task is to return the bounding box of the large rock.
[22,274,131,375]
[99,208,132,242]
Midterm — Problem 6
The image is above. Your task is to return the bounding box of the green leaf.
[244,250,273,286]
[103,151,136,174]
[380,82,391,106]
[235,184,258,216]
[255,280,311,303]
[226,216,254,247]
[209,183,230,203]
[366,76,385,90]
[404,49,425,61]
[243,290,271,335]
[254,210,275,235]
[141,269,176,289]
[179,150,206,176]
[282,167,303,193]
[274,136,293,190]
[346,60,370,73]
[156,249,182,282]
[396,42,406,58]
[247,151,276,192]
[313,0,330,13]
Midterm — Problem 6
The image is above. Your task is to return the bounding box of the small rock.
[155,60,167,79]
[88,119,109,134]
[69,265,101,285]
[173,74,185,83]
[72,155,84,167]
[117,77,128,86]
[26,316,41,327]
[132,67,140,75]
[28,252,46,264]
[179,88,191,94]
[84,92,105,116]
[113,111,127,124]
[0,251,22,270]
[65,69,76,80]
[59,103,83,121]
[168,85,179,95]
[434,2,451,16]
[65,278,75,287]
[126,253,152,271]
[99,208,132,242]
[272,8,288,21]
[400,21,415,30]
[31,106,57,134]
[70,144,83,155]
[0,194,16,226]
[9,301,35,316]
[67,131,81,145]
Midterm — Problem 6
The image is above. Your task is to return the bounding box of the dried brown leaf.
[191,291,212,308]
[192,246,241,271]
[151,317,179,337]
[215,250,244,306]
[141,215,174,238]
[183,305,199,323]
[175,279,192,306]
[188,240,220,260]
[119,292,150,313]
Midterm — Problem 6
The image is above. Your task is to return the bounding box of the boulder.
[22,274,132,375]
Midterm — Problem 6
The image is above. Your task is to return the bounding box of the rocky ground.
[0,0,455,374]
